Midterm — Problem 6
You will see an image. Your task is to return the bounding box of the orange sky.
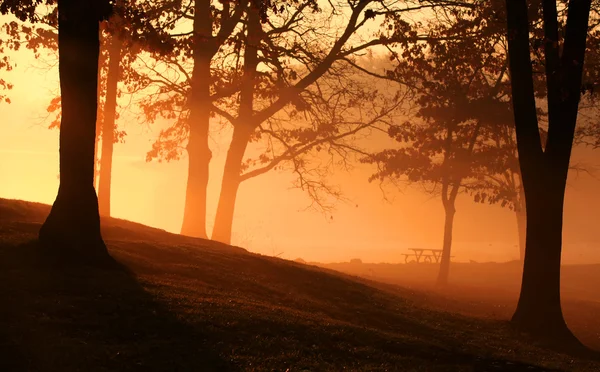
[2,23,600,265]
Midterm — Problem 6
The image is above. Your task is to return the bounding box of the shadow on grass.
[0,235,572,372]
[0,239,236,372]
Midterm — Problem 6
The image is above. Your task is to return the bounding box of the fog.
[1,17,600,266]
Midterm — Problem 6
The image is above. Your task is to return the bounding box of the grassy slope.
[317,260,600,352]
[0,198,597,372]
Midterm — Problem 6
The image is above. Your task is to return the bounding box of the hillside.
[317,260,600,351]
[0,198,598,371]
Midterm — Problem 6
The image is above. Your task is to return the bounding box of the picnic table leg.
[415,251,422,263]
[404,255,409,264]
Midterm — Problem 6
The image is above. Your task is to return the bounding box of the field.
[0,198,599,371]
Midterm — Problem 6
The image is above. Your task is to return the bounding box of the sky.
[2,14,600,265]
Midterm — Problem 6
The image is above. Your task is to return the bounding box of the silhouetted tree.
[126,0,248,239]
[365,2,515,285]
[505,0,592,340]
[136,1,451,244]
[209,1,407,244]
[43,0,171,216]
[39,0,113,257]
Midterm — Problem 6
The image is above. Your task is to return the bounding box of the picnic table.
[402,248,451,264]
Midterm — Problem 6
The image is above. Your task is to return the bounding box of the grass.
[0,198,598,371]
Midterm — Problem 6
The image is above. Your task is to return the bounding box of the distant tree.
[504,0,592,341]
[38,0,112,256]
[365,1,515,286]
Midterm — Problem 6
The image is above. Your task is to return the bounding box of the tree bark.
[93,25,105,190]
[211,128,251,244]
[97,15,122,217]
[211,3,261,244]
[505,0,591,340]
[180,0,212,238]
[515,184,526,261]
[436,187,457,287]
[39,0,107,258]
[512,171,568,337]
[515,207,526,261]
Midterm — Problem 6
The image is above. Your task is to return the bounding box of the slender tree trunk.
[211,3,261,244]
[39,0,107,257]
[211,128,251,244]
[180,0,212,239]
[436,196,456,287]
[98,19,122,217]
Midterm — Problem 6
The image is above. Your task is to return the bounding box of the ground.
[0,198,598,371]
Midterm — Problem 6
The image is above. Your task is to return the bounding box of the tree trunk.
[97,21,122,217]
[93,26,105,190]
[211,3,261,244]
[515,207,526,262]
[436,199,456,287]
[211,128,251,244]
[39,0,107,258]
[504,0,591,341]
[511,173,569,338]
[180,0,213,239]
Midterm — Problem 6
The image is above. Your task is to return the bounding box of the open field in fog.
[317,260,600,351]
[1,198,600,371]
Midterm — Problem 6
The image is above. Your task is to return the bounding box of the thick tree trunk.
[505,0,591,342]
[180,0,212,239]
[515,208,526,261]
[211,128,251,244]
[39,0,107,257]
[436,200,456,287]
[515,186,526,262]
[97,24,122,217]
[511,173,569,338]
[93,27,105,190]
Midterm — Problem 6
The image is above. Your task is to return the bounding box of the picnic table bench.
[402,248,453,264]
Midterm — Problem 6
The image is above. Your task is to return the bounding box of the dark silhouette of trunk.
[513,172,567,335]
[98,13,123,217]
[39,0,107,257]
[180,0,212,238]
[211,4,261,244]
[436,182,458,287]
[515,186,526,261]
[505,0,591,340]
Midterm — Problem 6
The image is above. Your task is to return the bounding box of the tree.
[97,0,124,217]
[128,0,248,239]
[137,1,451,244]
[504,0,592,340]
[365,1,515,285]
[207,0,440,244]
[42,0,170,216]
[38,0,112,257]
